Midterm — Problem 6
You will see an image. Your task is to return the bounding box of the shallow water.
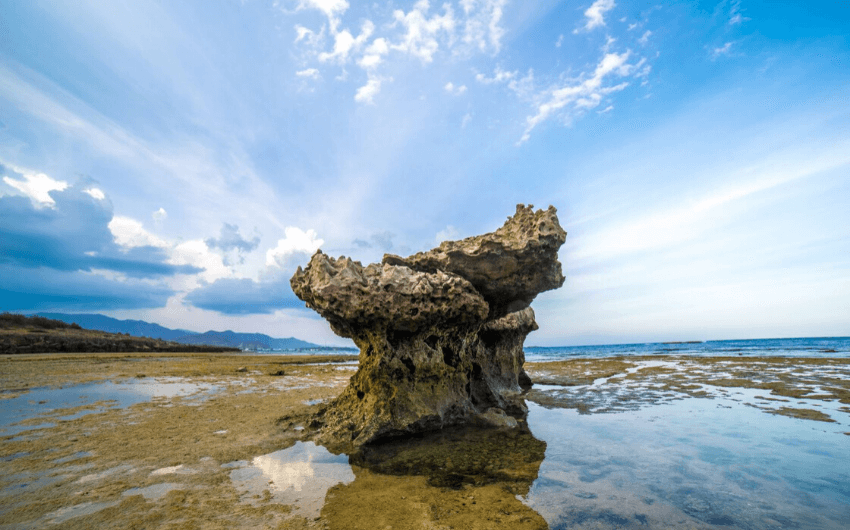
[226,441,355,518]
[523,398,850,529]
[0,378,219,435]
[221,391,850,528]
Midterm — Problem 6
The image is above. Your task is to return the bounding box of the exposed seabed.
[1,353,848,529]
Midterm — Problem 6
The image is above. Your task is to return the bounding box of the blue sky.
[1,0,848,346]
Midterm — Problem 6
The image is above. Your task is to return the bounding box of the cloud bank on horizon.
[1,0,848,346]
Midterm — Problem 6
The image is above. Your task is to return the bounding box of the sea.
[524,336,850,361]
[275,336,850,360]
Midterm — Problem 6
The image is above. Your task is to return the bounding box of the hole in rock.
[442,345,459,367]
[401,357,416,378]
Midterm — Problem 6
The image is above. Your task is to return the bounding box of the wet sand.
[1,353,849,529]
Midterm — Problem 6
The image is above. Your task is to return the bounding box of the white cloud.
[358,38,389,69]
[83,187,106,200]
[638,30,652,45]
[108,216,169,249]
[556,34,564,48]
[711,42,733,59]
[152,207,167,221]
[520,51,637,143]
[461,112,473,128]
[435,225,460,243]
[297,0,349,31]
[354,76,383,104]
[728,1,749,25]
[459,0,506,54]
[578,0,616,32]
[391,0,456,63]
[290,0,507,102]
[266,227,324,269]
[318,20,374,63]
[2,171,68,206]
[296,68,320,79]
[170,239,232,284]
[444,82,467,95]
[475,65,515,84]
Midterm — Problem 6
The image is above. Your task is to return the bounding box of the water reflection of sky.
[0,378,219,435]
[227,441,354,518]
[523,397,850,529]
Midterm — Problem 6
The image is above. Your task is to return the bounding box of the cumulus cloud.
[318,20,373,63]
[358,38,389,69]
[205,223,260,265]
[291,0,507,103]
[1,165,68,206]
[266,227,324,270]
[354,77,383,104]
[444,81,467,95]
[298,0,349,31]
[578,0,616,32]
[109,216,169,249]
[152,207,167,221]
[391,1,456,63]
[0,175,200,311]
[185,227,323,315]
[84,187,106,200]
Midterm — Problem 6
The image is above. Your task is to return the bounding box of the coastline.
[2,352,849,529]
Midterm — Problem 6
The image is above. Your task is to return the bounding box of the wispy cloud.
[711,41,734,59]
[520,51,643,143]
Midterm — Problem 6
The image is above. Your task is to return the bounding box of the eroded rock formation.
[290,205,566,450]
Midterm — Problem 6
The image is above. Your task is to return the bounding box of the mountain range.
[35,313,354,352]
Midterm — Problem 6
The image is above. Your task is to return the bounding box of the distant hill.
[34,312,354,352]
[1,313,239,354]
[172,330,322,351]
[37,313,193,341]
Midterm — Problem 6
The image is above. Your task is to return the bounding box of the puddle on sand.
[226,441,355,518]
[523,397,850,529]
[123,482,185,501]
[0,378,220,435]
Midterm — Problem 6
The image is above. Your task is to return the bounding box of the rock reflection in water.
[320,424,549,529]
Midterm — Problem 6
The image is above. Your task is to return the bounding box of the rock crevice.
[290,205,566,450]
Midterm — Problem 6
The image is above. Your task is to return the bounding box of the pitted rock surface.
[290,204,566,450]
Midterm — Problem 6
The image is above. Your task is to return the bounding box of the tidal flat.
[1,353,849,529]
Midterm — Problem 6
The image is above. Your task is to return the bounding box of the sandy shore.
[1,353,848,529]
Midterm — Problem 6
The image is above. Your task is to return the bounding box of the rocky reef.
[290,205,566,450]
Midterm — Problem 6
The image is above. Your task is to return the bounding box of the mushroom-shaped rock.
[290,205,566,451]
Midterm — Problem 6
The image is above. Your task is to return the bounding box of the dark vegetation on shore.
[0,312,240,354]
